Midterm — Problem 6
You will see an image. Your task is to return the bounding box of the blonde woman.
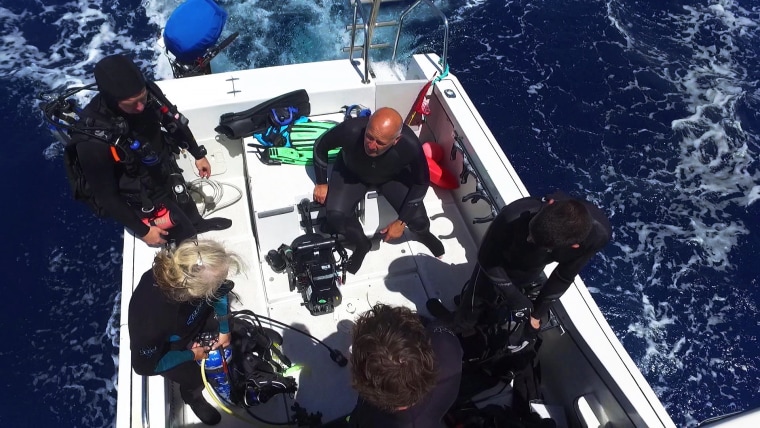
[128,240,243,425]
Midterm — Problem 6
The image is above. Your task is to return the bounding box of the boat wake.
[603,1,760,424]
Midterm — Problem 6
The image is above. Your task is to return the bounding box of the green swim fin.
[266,147,340,165]
[289,121,338,147]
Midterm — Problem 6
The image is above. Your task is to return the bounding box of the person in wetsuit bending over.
[430,191,611,349]
[313,107,444,274]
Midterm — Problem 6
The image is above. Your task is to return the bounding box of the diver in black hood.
[71,54,231,245]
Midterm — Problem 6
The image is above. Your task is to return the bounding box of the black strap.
[138,185,154,214]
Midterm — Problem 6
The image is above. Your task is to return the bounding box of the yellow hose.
[200,357,260,425]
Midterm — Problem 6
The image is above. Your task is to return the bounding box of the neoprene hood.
[94,54,146,101]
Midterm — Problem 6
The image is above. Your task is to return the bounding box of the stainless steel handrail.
[347,0,381,83]
[346,0,449,82]
[142,375,150,428]
[391,0,449,73]
[347,1,363,62]
[363,0,383,82]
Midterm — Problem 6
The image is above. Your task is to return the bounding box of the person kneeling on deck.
[430,191,612,352]
[312,107,444,274]
[129,240,243,426]
[347,304,463,427]
[71,54,231,246]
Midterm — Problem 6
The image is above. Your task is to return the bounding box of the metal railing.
[391,0,449,72]
[344,0,449,83]
[141,376,150,428]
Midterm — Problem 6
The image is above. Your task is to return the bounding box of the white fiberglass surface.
[224,133,478,423]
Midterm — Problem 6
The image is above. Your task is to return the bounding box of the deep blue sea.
[2,0,759,426]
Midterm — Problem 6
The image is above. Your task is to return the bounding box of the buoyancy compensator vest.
[225,311,298,406]
[40,82,205,216]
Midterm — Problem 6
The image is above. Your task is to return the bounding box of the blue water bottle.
[201,347,233,401]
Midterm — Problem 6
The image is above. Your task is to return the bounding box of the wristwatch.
[192,145,207,160]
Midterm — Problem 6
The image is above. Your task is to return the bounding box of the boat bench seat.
[299,189,398,238]
[355,189,397,237]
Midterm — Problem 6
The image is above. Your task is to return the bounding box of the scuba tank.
[199,345,233,402]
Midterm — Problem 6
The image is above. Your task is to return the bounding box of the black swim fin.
[195,217,232,234]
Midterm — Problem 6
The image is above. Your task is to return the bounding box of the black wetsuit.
[71,84,208,240]
[128,270,230,403]
[347,322,463,428]
[457,193,612,328]
[313,117,441,267]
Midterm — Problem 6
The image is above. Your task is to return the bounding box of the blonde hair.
[152,239,244,302]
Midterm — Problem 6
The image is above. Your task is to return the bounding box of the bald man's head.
[364,107,403,157]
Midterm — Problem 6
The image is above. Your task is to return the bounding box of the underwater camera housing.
[267,235,347,316]
[266,200,348,316]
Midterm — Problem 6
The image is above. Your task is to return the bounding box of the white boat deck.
[248,135,478,420]
[158,118,480,425]
[117,55,675,428]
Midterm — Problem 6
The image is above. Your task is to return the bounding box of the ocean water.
[1,0,758,427]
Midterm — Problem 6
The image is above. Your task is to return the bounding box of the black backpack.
[62,140,111,217]
[215,89,311,139]
[46,81,191,218]
[45,92,124,218]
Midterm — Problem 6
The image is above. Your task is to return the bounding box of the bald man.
[313,107,444,274]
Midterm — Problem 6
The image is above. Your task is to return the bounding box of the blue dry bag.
[164,0,227,64]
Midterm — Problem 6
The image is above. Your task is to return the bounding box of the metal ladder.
[343,0,450,83]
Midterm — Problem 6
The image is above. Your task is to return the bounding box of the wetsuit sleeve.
[532,255,594,318]
[481,266,533,316]
[129,272,183,375]
[212,294,230,334]
[131,323,173,375]
[475,199,540,315]
[313,125,346,184]
[75,140,150,237]
[133,312,195,373]
[131,327,179,376]
[419,323,463,422]
[396,132,430,223]
[532,217,611,318]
